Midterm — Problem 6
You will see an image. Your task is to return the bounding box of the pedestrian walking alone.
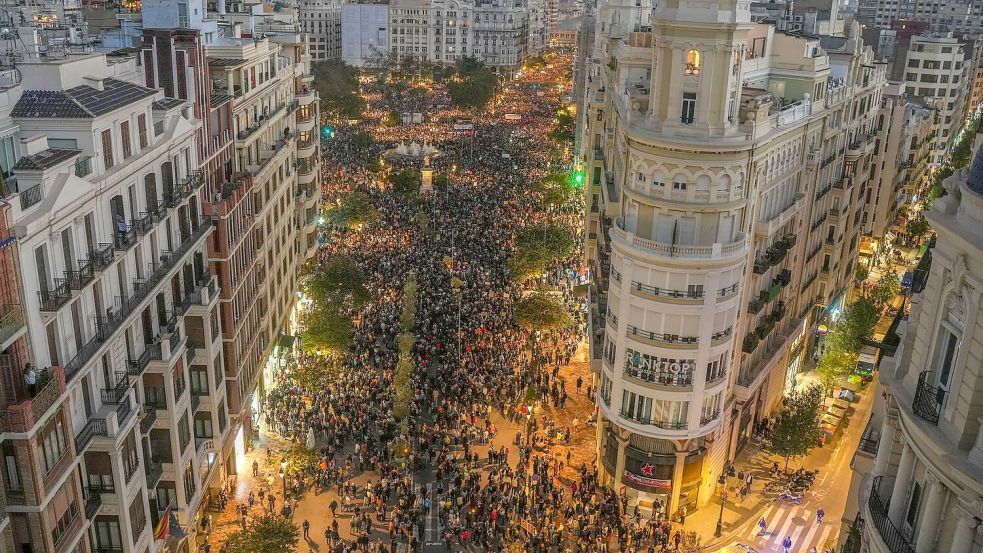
[759,517,767,535]
[782,536,793,553]
[816,507,825,525]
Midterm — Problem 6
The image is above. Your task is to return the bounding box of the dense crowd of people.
[229,55,697,552]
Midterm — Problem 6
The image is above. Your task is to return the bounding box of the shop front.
[599,423,707,517]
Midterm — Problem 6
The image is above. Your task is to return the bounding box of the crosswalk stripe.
[749,504,779,540]
[798,521,822,550]
[773,506,802,546]
[814,523,834,549]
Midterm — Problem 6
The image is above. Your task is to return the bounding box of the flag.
[154,506,171,540]
[168,509,186,539]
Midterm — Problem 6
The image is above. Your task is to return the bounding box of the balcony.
[113,227,137,251]
[0,303,25,346]
[625,324,699,346]
[700,410,722,426]
[83,487,102,519]
[140,405,157,433]
[912,371,944,425]
[74,418,108,453]
[612,218,747,261]
[629,281,703,302]
[20,183,42,209]
[623,365,694,388]
[145,459,163,488]
[2,366,67,432]
[39,279,72,311]
[63,219,212,383]
[74,156,92,178]
[866,476,915,553]
[123,456,140,483]
[127,344,159,376]
[90,244,114,272]
[99,375,130,404]
[752,234,796,274]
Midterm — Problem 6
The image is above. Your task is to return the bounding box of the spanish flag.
[154,506,171,540]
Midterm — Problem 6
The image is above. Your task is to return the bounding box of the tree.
[280,444,320,475]
[828,297,880,353]
[866,273,900,310]
[854,263,870,285]
[769,385,824,471]
[508,224,575,280]
[906,213,931,243]
[302,255,370,309]
[300,306,354,355]
[393,274,418,431]
[324,191,378,230]
[549,108,576,144]
[448,57,497,109]
[389,169,421,197]
[816,344,854,397]
[313,59,366,119]
[514,292,573,331]
[534,173,577,208]
[224,515,299,553]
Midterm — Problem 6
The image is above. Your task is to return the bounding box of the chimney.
[82,76,104,91]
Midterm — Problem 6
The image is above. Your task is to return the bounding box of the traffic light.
[321,125,335,139]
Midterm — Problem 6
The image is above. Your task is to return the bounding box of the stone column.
[613,429,628,489]
[873,416,896,476]
[949,508,979,553]
[914,475,946,553]
[888,442,915,527]
[669,450,687,518]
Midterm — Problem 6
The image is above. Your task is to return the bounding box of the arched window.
[685,50,701,75]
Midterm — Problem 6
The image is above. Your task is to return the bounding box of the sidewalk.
[683,375,877,552]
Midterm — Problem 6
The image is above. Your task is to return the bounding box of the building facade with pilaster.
[580,0,885,515]
[863,141,983,553]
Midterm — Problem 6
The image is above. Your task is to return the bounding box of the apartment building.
[299,0,343,61]
[0,0,320,550]
[861,140,983,553]
[0,51,214,553]
[341,3,390,67]
[897,34,978,162]
[863,85,936,247]
[388,0,542,71]
[870,0,983,33]
[580,1,884,514]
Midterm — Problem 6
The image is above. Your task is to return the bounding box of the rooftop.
[12,148,80,171]
[12,78,157,118]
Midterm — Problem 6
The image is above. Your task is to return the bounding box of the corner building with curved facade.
[581,0,885,515]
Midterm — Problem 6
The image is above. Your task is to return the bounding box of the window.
[673,180,687,190]
[101,129,114,169]
[684,49,700,75]
[621,390,652,422]
[687,284,704,298]
[904,481,922,533]
[120,121,132,159]
[194,417,213,439]
[706,355,727,382]
[934,324,959,400]
[138,114,148,149]
[94,519,122,550]
[681,92,696,124]
[40,417,68,474]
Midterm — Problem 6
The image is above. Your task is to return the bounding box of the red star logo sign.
[641,463,654,476]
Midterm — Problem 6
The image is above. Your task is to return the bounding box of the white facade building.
[341,3,390,67]
[388,0,542,70]
[862,141,983,553]
[581,0,884,515]
[900,35,974,163]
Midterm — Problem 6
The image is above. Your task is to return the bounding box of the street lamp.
[715,461,734,537]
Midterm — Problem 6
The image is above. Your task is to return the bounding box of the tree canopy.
[769,385,824,470]
[324,191,378,230]
[534,173,578,208]
[549,108,576,144]
[299,305,354,356]
[224,515,299,553]
[514,292,573,331]
[508,224,575,280]
[448,57,498,110]
[313,59,366,119]
[302,255,370,309]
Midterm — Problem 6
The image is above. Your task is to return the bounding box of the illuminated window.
[685,49,701,75]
